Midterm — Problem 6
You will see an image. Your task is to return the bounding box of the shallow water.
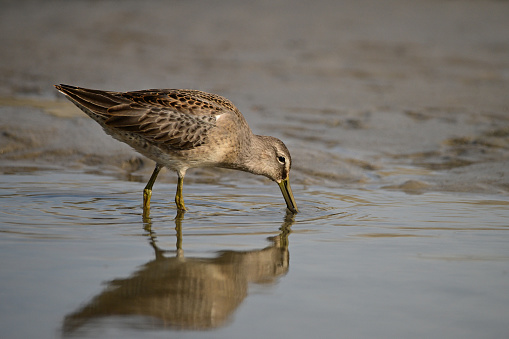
[1,167,508,339]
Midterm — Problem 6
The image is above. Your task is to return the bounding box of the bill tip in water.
[278,178,298,214]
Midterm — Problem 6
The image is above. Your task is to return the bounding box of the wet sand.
[1,0,508,195]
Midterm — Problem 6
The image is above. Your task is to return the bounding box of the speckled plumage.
[55,84,298,214]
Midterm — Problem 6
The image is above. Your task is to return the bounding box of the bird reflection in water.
[62,211,294,335]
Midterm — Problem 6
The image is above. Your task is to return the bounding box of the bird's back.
[55,84,246,151]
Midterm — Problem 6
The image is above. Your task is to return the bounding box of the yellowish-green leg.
[175,172,187,211]
[143,164,162,217]
[174,210,184,257]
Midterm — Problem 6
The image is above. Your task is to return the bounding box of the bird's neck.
[236,134,270,177]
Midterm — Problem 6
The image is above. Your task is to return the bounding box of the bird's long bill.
[278,178,298,213]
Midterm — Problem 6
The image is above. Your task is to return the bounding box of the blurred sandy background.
[1,0,508,195]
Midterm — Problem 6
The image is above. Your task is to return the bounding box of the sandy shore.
[1,0,508,195]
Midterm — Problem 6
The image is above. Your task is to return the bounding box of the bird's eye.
[277,156,286,164]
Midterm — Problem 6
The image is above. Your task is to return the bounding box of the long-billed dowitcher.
[55,84,298,214]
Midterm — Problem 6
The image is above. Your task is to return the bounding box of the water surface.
[1,168,508,339]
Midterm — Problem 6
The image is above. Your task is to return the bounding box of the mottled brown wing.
[105,104,218,150]
[120,89,241,117]
[55,85,233,150]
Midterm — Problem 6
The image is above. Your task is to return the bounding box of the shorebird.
[55,84,298,214]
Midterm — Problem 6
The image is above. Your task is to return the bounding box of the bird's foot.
[143,188,152,218]
[175,195,187,212]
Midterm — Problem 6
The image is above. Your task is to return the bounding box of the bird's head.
[250,136,298,213]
